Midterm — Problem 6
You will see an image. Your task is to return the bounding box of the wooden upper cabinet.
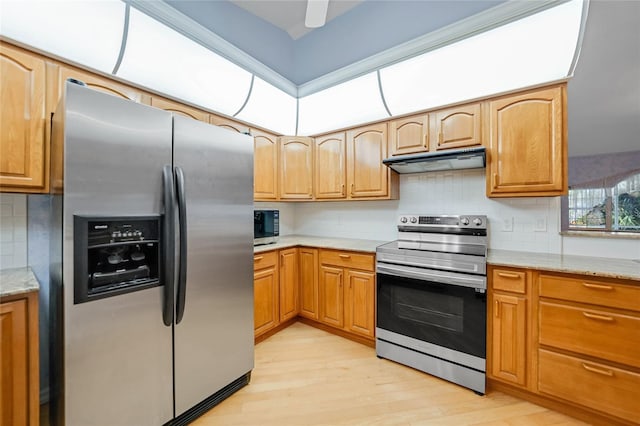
[57,65,143,103]
[431,103,482,150]
[150,96,209,122]
[253,130,279,200]
[346,123,390,199]
[487,85,566,197]
[279,136,313,199]
[389,114,428,156]
[0,43,47,192]
[210,115,250,134]
[314,132,346,199]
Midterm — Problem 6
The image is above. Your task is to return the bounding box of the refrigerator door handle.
[175,166,188,324]
[162,165,176,326]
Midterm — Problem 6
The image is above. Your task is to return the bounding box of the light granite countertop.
[254,235,387,254]
[255,235,639,282]
[488,249,640,282]
[0,267,40,298]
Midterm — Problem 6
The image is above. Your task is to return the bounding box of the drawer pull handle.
[582,311,614,322]
[254,256,263,261]
[339,254,351,259]
[582,282,614,291]
[582,363,614,377]
[497,272,520,279]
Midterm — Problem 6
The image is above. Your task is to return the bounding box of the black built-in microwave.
[254,210,279,246]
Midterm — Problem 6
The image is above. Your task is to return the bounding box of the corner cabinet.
[0,291,39,426]
[57,65,144,103]
[298,248,319,320]
[0,43,48,193]
[279,248,299,322]
[486,85,567,197]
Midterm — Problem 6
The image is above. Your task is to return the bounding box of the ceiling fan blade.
[305,0,329,28]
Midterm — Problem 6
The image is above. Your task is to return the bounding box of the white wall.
[0,194,28,269]
[274,169,639,260]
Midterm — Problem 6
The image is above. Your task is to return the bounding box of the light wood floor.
[193,322,588,425]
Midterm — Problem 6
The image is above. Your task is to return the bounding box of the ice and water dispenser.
[74,216,162,304]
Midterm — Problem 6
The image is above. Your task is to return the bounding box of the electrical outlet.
[501,217,513,232]
[535,217,547,232]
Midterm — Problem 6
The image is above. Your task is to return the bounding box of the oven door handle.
[376,263,486,290]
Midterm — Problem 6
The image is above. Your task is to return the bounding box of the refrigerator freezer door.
[59,83,174,425]
[172,116,254,415]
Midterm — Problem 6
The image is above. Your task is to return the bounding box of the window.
[567,173,640,232]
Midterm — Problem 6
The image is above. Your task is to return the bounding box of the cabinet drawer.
[539,274,640,312]
[320,250,374,271]
[539,301,640,368]
[254,251,278,269]
[492,268,526,294]
[539,349,640,423]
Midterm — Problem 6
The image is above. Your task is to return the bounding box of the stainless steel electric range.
[376,214,488,394]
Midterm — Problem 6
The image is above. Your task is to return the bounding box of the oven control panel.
[398,215,487,229]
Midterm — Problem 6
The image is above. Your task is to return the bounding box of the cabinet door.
[150,96,209,122]
[344,270,375,339]
[279,137,313,199]
[487,86,566,197]
[279,248,299,322]
[432,103,482,150]
[491,293,527,386]
[253,130,278,200]
[389,114,428,156]
[346,123,389,198]
[1,299,28,426]
[299,248,319,320]
[58,65,143,102]
[0,43,47,192]
[210,115,250,134]
[319,265,344,328]
[314,132,346,199]
[253,265,279,337]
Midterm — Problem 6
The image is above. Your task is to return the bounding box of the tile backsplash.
[0,193,28,269]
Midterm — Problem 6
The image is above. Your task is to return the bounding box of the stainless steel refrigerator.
[49,81,254,425]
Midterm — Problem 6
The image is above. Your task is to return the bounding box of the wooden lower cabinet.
[253,251,279,337]
[279,248,299,322]
[298,248,319,320]
[344,270,375,339]
[0,291,39,426]
[319,265,344,328]
[318,250,376,340]
[489,268,640,426]
[488,266,530,389]
[490,293,527,386]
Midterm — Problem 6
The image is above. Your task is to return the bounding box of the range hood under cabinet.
[383,147,486,174]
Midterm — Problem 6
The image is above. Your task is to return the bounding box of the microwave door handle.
[162,165,175,326]
[174,166,188,325]
[376,263,486,290]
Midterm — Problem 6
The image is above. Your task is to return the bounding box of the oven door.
[376,264,486,359]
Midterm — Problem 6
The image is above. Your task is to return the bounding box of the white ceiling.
[230,0,363,39]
